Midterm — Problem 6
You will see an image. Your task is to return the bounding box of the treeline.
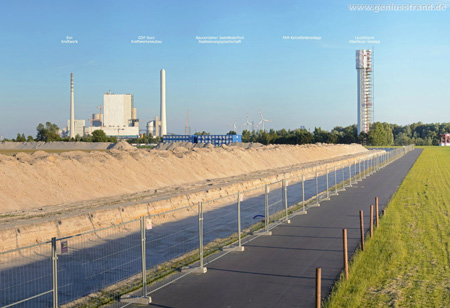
[236,122,450,146]
[6,122,118,143]
[5,121,450,146]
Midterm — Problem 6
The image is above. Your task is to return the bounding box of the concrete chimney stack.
[70,73,75,139]
[160,69,167,136]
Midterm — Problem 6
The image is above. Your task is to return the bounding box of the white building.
[85,93,139,139]
[146,116,161,137]
[356,49,373,135]
[63,119,85,138]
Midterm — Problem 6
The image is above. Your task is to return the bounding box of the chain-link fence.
[0,146,414,308]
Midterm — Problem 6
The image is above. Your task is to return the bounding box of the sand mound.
[110,141,136,151]
[0,143,368,214]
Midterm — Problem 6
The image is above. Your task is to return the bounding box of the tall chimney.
[70,73,75,139]
[160,69,167,136]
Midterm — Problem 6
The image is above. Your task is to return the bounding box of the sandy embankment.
[0,142,377,251]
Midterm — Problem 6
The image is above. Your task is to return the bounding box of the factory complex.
[62,69,168,140]
[163,134,242,146]
[60,49,377,144]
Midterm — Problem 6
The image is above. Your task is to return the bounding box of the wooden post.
[370,205,374,238]
[375,197,379,228]
[343,229,348,280]
[316,267,321,308]
[359,210,365,251]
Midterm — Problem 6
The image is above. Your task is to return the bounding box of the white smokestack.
[160,69,167,136]
[70,73,75,139]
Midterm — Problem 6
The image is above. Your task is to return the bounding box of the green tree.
[242,130,251,142]
[358,131,369,145]
[91,130,109,142]
[194,131,210,136]
[108,136,118,143]
[27,135,34,142]
[368,122,387,146]
[382,123,394,146]
[36,122,61,142]
[15,133,26,142]
[227,130,237,135]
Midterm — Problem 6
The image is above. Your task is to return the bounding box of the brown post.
[370,205,374,238]
[359,210,365,251]
[316,267,321,308]
[343,229,348,280]
[375,197,379,227]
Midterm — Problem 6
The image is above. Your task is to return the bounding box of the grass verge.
[324,147,450,308]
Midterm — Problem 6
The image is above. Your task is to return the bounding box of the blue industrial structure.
[163,134,242,146]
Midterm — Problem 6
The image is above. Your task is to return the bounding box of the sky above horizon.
[0,0,449,138]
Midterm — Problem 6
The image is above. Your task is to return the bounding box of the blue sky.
[0,0,449,138]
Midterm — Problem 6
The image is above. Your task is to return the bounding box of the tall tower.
[70,73,75,139]
[160,69,167,136]
[356,50,373,135]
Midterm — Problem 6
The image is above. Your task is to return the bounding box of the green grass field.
[325,147,450,308]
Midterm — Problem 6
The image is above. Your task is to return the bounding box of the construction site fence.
[0,145,414,308]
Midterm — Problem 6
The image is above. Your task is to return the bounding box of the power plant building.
[62,119,85,138]
[146,69,167,138]
[356,49,373,135]
[85,93,139,138]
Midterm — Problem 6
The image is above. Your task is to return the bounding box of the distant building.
[146,116,161,137]
[163,135,242,146]
[85,93,139,139]
[62,119,85,138]
[356,49,373,135]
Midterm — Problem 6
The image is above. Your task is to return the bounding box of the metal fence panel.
[57,219,141,307]
[145,204,199,293]
[0,242,53,308]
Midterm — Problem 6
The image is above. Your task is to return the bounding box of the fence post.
[359,160,362,181]
[326,169,330,200]
[315,171,320,207]
[52,237,58,308]
[283,179,290,223]
[140,217,147,297]
[360,210,365,251]
[334,167,338,195]
[343,229,348,280]
[375,197,379,228]
[197,202,207,273]
[370,205,374,238]
[238,192,242,248]
[316,267,321,308]
[265,184,269,231]
[302,175,306,212]
[254,185,272,236]
[341,166,346,190]
[348,164,352,187]
[364,159,367,178]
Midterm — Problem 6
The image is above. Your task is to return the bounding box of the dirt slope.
[0,143,367,214]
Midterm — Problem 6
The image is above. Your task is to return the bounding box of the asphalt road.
[137,149,422,308]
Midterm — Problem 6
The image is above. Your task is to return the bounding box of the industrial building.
[356,49,373,135]
[85,93,139,138]
[163,134,242,146]
[64,69,166,140]
[147,116,161,137]
[62,119,85,138]
[146,69,167,138]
